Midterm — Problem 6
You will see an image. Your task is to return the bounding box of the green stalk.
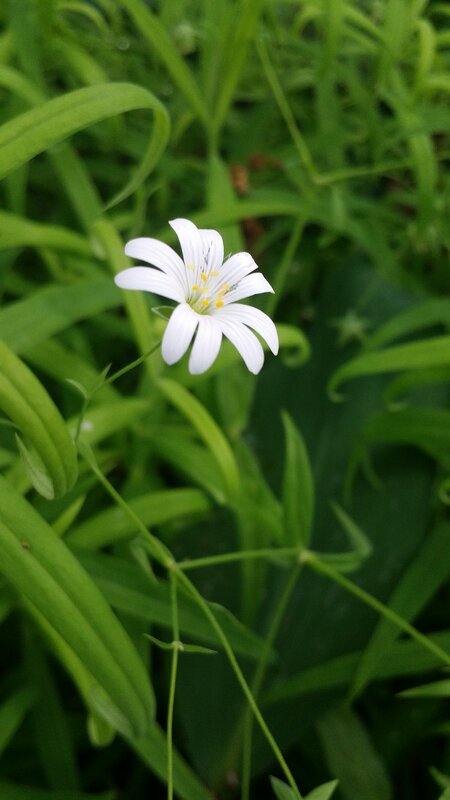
[305,552,450,671]
[167,573,180,800]
[179,547,299,571]
[175,569,303,800]
[241,564,302,800]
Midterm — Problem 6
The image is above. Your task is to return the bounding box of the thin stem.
[104,342,161,387]
[306,553,450,670]
[167,573,180,800]
[175,569,303,800]
[74,341,160,443]
[241,564,302,800]
[266,217,305,317]
[80,443,173,569]
[179,547,299,571]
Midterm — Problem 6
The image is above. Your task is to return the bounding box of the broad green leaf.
[0,686,37,758]
[317,707,392,800]
[67,487,211,549]
[0,477,153,736]
[0,342,77,498]
[158,378,240,500]
[329,336,450,398]
[0,82,169,207]
[281,411,314,548]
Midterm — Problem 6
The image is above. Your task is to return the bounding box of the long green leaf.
[281,411,314,548]
[67,488,211,549]
[0,343,77,498]
[0,82,170,207]
[0,477,154,736]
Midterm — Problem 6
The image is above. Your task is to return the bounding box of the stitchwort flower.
[115,218,279,375]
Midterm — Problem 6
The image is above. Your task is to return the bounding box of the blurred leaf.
[0,82,170,207]
[0,783,115,800]
[281,411,314,548]
[270,776,298,800]
[158,378,240,500]
[317,707,392,800]
[0,279,120,354]
[329,336,450,398]
[306,780,339,800]
[67,487,211,549]
[0,686,37,759]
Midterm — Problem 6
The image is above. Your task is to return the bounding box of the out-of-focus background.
[0,1,450,799]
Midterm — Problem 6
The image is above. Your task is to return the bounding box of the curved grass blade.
[0,82,170,208]
[0,477,154,736]
[0,343,77,498]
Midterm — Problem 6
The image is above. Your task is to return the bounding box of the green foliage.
[0,1,449,799]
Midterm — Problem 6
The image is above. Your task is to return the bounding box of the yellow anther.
[201,272,208,282]
[186,263,195,270]
[215,299,224,308]
[191,284,199,291]
[219,284,230,294]
[201,299,209,306]
[200,286,208,293]
[210,270,219,277]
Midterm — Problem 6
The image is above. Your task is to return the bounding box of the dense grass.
[0,1,449,799]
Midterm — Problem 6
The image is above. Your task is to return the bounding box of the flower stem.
[241,564,302,800]
[175,569,303,800]
[179,547,299,571]
[167,573,180,800]
[104,341,161,387]
[74,341,160,444]
[305,552,450,673]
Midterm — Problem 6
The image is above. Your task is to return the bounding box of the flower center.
[185,261,230,314]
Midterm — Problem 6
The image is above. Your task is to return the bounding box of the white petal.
[114,267,184,303]
[125,237,187,295]
[198,229,224,272]
[162,303,199,365]
[169,218,203,270]
[217,318,264,374]
[213,304,279,354]
[188,316,222,375]
[215,252,258,289]
[223,273,274,305]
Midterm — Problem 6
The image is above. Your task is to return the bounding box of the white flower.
[115,218,279,375]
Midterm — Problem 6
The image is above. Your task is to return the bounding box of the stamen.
[186,263,195,270]
[201,272,208,283]
[191,284,199,291]
[201,299,209,307]
[215,299,224,308]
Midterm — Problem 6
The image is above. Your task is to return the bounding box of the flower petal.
[223,273,274,305]
[214,252,258,289]
[198,229,224,272]
[213,304,279,354]
[169,218,204,271]
[161,303,199,365]
[125,237,187,295]
[115,267,185,303]
[216,318,264,374]
[188,316,222,375]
